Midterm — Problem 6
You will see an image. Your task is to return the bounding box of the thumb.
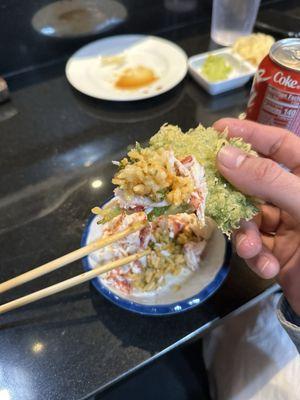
[217,146,300,221]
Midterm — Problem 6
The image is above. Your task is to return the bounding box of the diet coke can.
[246,38,300,136]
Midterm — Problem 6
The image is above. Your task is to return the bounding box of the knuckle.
[268,130,288,156]
[252,158,282,184]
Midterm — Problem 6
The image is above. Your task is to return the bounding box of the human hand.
[214,118,300,316]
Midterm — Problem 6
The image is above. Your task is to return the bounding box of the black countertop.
[0,17,281,400]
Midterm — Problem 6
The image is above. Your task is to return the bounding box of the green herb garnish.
[96,205,122,224]
[147,206,170,221]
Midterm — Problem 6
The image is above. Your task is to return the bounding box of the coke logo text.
[273,71,299,88]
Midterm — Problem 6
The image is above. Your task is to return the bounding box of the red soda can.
[246,38,300,136]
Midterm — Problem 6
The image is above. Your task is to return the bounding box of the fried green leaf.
[150,124,258,235]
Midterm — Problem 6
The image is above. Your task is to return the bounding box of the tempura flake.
[91,123,259,294]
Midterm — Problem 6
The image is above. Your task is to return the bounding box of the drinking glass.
[211,0,261,46]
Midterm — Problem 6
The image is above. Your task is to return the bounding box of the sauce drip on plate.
[115,66,158,90]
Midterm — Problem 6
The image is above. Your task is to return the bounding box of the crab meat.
[181,155,207,224]
[154,213,206,240]
[113,151,207,223]
[99,212,149,293]
[106,274,131,294]
[184,241,207,271]
[97,204,212,295]
[139,225,152,248]
[114,187,168,210]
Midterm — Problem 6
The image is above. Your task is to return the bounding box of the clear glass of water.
[211,0,261,46]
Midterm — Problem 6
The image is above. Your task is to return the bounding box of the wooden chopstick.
[0,249,150,315]
[0,222,146,294]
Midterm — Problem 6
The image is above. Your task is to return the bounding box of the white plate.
[188,48,256,95]
[66,34,188,101]
[32,0,127,37]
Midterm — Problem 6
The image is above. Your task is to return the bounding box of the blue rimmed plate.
[81,206,231,316]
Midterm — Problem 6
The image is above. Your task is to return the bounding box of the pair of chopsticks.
[0,222,149,315]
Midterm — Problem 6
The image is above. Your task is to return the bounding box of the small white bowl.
[188,48,256,95]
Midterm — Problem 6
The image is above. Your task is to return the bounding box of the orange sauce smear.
[115,66,158,90]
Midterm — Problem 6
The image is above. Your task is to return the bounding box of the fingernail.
[260,255,270,271]
[236,233,247,248]
[218,146,246,169]
[258,255,276,279]
[236,233,260,259]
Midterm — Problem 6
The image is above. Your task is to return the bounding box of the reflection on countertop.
[0,20,279,400]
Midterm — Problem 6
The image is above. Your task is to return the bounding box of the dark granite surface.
[0,6,288,400]
[1,0,212,75]
[2,0,297,76]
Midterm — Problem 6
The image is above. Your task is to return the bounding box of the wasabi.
[201,55,232,82]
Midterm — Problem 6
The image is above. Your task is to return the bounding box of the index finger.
[213,118,300,170]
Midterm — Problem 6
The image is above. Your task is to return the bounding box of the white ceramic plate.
[188,48,256,95]
[32,0,127,37]
[66,34,188,101]
[81,201,231,315]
